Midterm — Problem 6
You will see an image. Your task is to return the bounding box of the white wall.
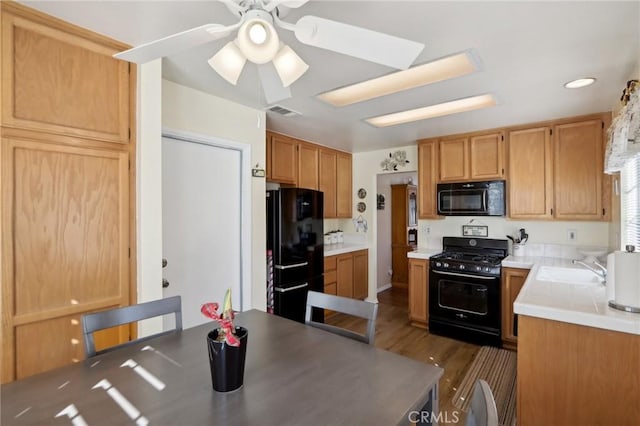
[339,145,419,302]
[136,60,163,337]
[376,172,417,291]
[161,79,267,313]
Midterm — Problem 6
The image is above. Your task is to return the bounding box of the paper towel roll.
[606,252,615,302]
[613,250,640,309]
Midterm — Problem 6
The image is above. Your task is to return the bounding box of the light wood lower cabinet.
[408,258,428,329]
[518,316,640,425]
[324,250,368,303]
[501,267,529,349]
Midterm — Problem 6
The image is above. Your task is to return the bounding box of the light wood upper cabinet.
[268,133,298,184]
[507,116,607,221]
[501,267,529,349]
[417,139,440,219]
[439,137,469,182]
[439,133,504,182]
[508,127,553,219]
[297,142,319,190]
[408,258,428,329]
[553,120,603,220]
[1,5,130,144]
[336,152,353,218]
[469,132,505,179]
[319,148,337,217]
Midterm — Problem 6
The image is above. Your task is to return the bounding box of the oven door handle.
[432,270,497,280]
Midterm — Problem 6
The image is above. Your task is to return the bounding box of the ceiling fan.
[114,0,425,104]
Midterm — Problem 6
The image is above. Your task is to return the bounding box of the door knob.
[162,278,170,288]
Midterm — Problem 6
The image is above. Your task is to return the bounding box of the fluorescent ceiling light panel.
[317,51,480,107]
[365,94,497,128]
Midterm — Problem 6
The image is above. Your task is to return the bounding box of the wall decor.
[357,202,366,213]
[377,194,385,210]
[358,188,367,199]
[462,225,488,237]
[380,150,410,171]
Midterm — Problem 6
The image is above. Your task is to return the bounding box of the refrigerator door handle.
[274,262,309,270]
[274,282,309,293]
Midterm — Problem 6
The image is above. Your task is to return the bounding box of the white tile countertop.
[324,241,369,256]
[508,255,640,335]
[407,248,443,260]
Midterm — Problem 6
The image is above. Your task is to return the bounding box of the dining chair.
[465,379,499,426]
[305,290,378,345]
[81,295,182,358]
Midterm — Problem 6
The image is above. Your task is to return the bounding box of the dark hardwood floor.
[326,287,480,423]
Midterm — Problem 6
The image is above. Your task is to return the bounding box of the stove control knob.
[459,264,465,270]
[443,263,449,268]
[476,266,482,272]
[484,267,490,272]
[435,262,442,267]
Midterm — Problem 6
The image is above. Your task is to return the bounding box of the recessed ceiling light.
[564,78,596,89]
[365,94,497,128]
[317,50,481,107]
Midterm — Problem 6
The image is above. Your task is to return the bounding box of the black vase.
[206,326,248,392]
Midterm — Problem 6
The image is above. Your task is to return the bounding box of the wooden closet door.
[1,138,130,381]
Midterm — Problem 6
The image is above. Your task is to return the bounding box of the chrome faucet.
[572,259,607,284]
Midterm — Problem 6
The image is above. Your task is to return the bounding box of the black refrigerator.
[266,188,324,323]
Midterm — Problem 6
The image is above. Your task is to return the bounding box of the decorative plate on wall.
[357,188,367,199]
[357,202,366,213]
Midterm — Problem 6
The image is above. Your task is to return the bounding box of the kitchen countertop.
[324,242,369,256]
[407,248,442,259]
[508,255,640,335]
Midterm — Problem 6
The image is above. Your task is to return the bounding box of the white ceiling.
[22,1,640,153]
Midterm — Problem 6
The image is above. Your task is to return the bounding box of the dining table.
[1,309,443,425]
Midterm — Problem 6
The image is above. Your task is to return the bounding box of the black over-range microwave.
[436,180,505,216]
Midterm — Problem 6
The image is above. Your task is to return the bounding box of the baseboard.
[377,283,392,293]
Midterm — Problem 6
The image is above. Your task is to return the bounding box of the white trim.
[377,283,392,293]
[161,128,252,312]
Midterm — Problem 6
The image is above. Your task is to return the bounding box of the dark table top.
[1,310,442,425]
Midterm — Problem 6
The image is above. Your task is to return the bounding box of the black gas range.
[428,237,509,347]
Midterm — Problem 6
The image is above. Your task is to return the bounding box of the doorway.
[161,132,250,329]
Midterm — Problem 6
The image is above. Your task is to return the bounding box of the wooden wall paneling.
[507,127,553,219]
[1,7,130,144]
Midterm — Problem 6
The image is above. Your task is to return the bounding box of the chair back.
[82,295,182,358]
[305,291,378,345]
[465,379,499,426]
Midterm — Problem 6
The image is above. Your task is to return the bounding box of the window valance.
[605,80,640,173]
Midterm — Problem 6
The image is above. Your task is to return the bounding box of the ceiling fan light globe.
[248,22,268,45]
[237,18,280,64]
[273,44,309,87]
[208,41,247,85]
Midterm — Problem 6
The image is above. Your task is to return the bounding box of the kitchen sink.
[535,266,602,285]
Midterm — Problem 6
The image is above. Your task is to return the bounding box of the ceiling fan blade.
[257,63,292,105]
[263,0,309,12]
[114,23,239,64]
[293,16,424,69]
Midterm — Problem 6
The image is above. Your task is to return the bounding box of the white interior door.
[162,136,242,329]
